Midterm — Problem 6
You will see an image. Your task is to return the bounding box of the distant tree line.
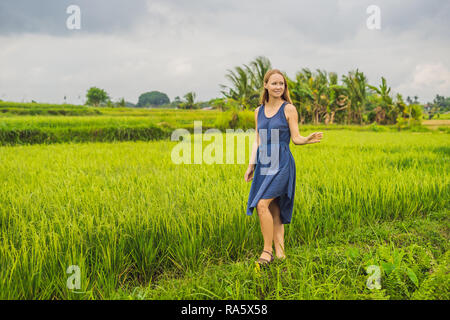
[217,56,433,125]
[84,87,205,109]
[423,95,450,119]
[81,56,448,125]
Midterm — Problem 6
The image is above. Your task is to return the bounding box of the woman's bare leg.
[256,198,275,261]
[269,198,286,259]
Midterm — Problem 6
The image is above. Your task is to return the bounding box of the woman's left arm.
[285,104,323,145]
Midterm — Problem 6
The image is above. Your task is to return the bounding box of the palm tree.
[368,77,394,124]
[325,72,349,125]
[406,96,413,105]
[394,93,407,116]
[220,66,253,110]
[287,68,315,124]
[220,56,272,110]
[182,91,197,109]
[342,69,369,125]
[247,56,272,93]
[311,69,329,124]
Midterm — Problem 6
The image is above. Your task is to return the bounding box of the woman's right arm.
[248,107,260,169]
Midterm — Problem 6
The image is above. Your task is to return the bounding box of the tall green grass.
[0,112,442,146]
[125,210,448,300]
[0,130,448,299]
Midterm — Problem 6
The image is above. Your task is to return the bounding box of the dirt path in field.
[422,120,450,129]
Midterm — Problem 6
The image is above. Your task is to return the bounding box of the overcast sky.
[0,0,449,104]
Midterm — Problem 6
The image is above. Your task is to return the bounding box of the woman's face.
[264,74,285,99]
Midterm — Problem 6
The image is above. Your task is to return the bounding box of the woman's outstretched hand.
[306,132,323,144]
[244,165,254,182]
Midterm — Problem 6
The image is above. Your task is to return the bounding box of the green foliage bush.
[86,87,109,106]
[0,125,172,146]
[237,110,254,130]
[0,107,101,116]
[357,241,449,300]
[368,122,389,132]
[437,126,450,134]
[214,110,254,131]
[214,111,233,131]
[411,251,450,300]
[137,91,170,107]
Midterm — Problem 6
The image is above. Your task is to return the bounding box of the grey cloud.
[0,0,148,35]
[284,0,450,44]
[0,0,449,104]
[1,0,448,41]
[380,0,450,39]
[141,0,450,46]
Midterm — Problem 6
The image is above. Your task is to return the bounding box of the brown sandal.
[256,250,274,266]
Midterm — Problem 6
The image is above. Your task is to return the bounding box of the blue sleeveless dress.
[246,101,296,224]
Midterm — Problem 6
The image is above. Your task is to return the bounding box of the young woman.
[244,69,323,266]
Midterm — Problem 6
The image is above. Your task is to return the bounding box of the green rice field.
[0,128,448,299]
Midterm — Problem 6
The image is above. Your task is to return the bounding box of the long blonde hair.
[259,69,293,105]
